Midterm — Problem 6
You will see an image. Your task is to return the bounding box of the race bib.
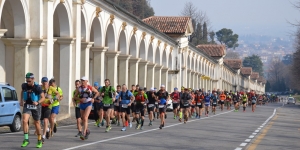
[122,104,128,108]
[252,100,256,103]
[158,105,165,108]
[155,102,158,105]
[184,103,189,106]
[213,102,217,104]
[197,103,202,106]
[27,104,37,110]
[114,103,119,106]
[104,104,110,107]
[173,101,178,104]
[148,104,154,108]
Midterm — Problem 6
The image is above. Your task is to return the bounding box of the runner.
[20,73,45,148]
[190,90,196,118]
[99,79,117,132]
[40,77,59,143]
[118,84,134,131]
[92,82,100,126]
[156,85,168,129]
[113,85,121,126]
[48,79,63,137]
[204,92,211,117]
[130,85,138,123]
[211,92,218,115]
[219,92,226,111]
[73,76,99,140]
[170,88,180,119]
[134,87,147,130]
[72,80,82,137]
[242,92,248,112]
[180,88,192,123]
[146,88,156,126]
[154,87,159,120]
[195,90,204,119]
[233,93,239,112]
[225,93,232,110]
[251,95,257,112]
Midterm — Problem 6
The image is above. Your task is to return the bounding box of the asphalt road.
[0,102,296,150]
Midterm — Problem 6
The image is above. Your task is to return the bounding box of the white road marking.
[63,110,234,150]
[255,130,259,132]
[249,135,254,138]
[258,128,261,130]
[245,139,251,142]
[234,148,242,150]
[252,133,257,135]
[260,126,263,127]
[240,143,247,146]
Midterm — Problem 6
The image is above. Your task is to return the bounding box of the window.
[2,87,17,102]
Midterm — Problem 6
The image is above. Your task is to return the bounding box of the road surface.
[1,102,298,150]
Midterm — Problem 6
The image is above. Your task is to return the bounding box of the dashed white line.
[255,130,259,132]
[234,148,242,150]
[245,139,251,142]
[258,128,261,130]
[249,135,254,138]
[240,143,247,146]
[252,132,257,135]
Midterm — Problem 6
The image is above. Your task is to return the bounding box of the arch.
[118,30,127,54]
[139,39,146,60]
[129,35,137,57]
[148,44,154,62]
[168,52,172,69]
[162,50,167,67]
[155,47,160,65]
[53,3,71,37]
[0,0,27,38]
[105,24,116,51]
[90,17,102,46]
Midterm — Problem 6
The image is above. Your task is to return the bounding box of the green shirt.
[101,86,116,104]
[51,86,63,107]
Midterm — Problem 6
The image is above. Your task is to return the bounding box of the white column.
[44,0,54,78]
[191,71,195,89]
[56,37,75,115]
[138,60,149,87]
[73,0,82,80]
[147,63,156,88]
[81,42,93,78]
[118,55,131,86]
[0,29,7,83]
[29,39,47,80]
[91,47,107,84]
[9,39,32,97]
[154,65,163,88]
[129,58,141,85]
[105,51,120,87]
[195,73,199,89]
[161,68,169,90]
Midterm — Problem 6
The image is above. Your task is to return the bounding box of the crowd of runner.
[20,72,271,148]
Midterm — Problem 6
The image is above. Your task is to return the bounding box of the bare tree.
[224,51,240,59]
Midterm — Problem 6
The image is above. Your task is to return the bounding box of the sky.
[151,0,299,38]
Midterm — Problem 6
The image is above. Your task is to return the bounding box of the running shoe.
[121,127,126,131]
[105,126,111,132]
[148,122,152,126]
[136,124,141,130]
[46,131,50,139]
[85,130,90,140]
[21,140,30,147]
[42,138,45,144]
[179,118,182,122]
[101,120,105,127]
[36,140,43,148]
[79,132,84,140]
[174,116,176,119]
[159,125,162,129]
[129,123,132,128]
[54,123,57,133]
[50,131,53,137]
[140,126,143,130]
[75,131,82,137]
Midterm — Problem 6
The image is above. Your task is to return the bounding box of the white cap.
[160,84,165,88]
[150,88,155,91]
[81,76,88,81]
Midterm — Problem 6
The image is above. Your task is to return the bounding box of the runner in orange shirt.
[219,92,226,111]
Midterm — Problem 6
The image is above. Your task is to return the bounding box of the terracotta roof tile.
[143,16,191,34]
[196,45,226,57]
[250,72,259,80]
[223,59,242,69]
[240,67,252,76]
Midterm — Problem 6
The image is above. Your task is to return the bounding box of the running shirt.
[242,94,248,102]
[204,96,211,104]
[42,86,57,107]
[171,92,180,103]
[180,92,191,105]
[101,86,116,105]
[146,91,156,104]
[72,90,80,107]
[119,90,133,104]
[51,86,63,107]
[156,90,168,105]
[195,93,204,103]
[212,95,218,104]
[219,94,226,101]
[78,85,93,103]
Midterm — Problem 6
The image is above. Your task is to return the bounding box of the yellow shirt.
[42,86,57,107]
[51,86,63,107]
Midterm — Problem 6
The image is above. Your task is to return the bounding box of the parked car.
[287,97,295,104]
[0,83,22,132]
[166,99,173,112]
